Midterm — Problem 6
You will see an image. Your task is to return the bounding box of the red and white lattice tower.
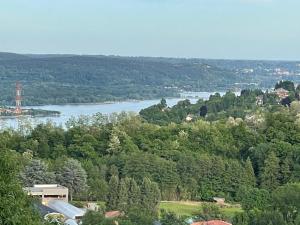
[15,81,22,114]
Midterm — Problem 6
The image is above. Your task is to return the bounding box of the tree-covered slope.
[0,53,240,105]
[1,53,299,106]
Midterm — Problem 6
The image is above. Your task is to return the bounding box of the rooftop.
[24,184,68,193]
[191,220,232,225]
[48,200,85,220]
[34,203,58,217]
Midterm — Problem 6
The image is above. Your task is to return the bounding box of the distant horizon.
[1,51,300,62]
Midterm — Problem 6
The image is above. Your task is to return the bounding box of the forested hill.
[0,52,239,105]
[0,52,30,61]
[0,52,299,106]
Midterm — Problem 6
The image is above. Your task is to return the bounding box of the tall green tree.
[244,157,256,187]
[260,152,280,191]
[55,158,87,201]
[238,187,270,211]
[106,175,119,210]
[272,183,300,223]
[280,157,291,185]
[140,178,161,216]
[87,177,108,201]
[118,178,130,211]
[128,178,141,207]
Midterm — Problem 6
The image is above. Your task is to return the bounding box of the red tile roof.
[191,220,232,225]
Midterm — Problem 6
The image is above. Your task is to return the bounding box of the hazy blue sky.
[0,0,299,60]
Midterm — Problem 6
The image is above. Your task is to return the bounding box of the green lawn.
[160,201,201,216]
[159,201,243,219]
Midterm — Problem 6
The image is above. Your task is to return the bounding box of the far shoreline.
[20,91,231,107]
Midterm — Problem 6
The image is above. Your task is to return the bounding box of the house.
[191,220,232,225]
[274,88,289,100]
[24,184,68,204]
[25,184,86,225]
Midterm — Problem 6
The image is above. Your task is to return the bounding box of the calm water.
[0,92,227,129]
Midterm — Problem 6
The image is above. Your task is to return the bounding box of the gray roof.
[48,200,85,219]
[34,203,58,217]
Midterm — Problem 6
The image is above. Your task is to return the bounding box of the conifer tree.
[260,152,280,191]
[150,181,161,213]
[128,178,141,207]
[107,175,119,210]
[244,157,256,187]
[118,178,130,211]
[280,157,291,185]
[109,165,119,177]
[141,177,153,210]
[140,177,161,215]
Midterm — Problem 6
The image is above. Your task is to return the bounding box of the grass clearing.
[160,201,202,216]
[159,201,243,219]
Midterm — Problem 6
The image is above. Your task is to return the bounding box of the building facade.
[24,184,68,205]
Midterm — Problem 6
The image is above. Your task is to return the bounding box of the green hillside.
[0,53,240,105]
[1,53,299,106]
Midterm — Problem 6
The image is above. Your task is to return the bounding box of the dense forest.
[0,52,300,106]
[1,81,300,225]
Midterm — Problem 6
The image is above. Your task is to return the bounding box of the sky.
[0,0,299,60]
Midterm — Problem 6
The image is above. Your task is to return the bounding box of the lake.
[0,92,228,129]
